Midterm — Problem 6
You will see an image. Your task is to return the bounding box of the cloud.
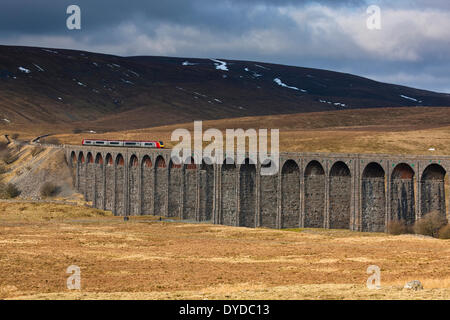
[0,0,449,93]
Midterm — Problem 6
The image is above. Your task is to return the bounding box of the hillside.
[55,107,450,155]
[0,143,81,201]
[1,45,450,135]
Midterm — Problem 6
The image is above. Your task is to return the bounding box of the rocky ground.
[3,143,81,201]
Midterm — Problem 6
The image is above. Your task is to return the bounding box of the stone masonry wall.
[115,165,125,215]
[221,164,237,226]
[141,166,153,215]
[86,163,95,202]
[260,171,278,229]
[391,179,415,224]
[105,165,114,212]
[239,164,256,227]
[183,166,197,220]
[361,177,386,232]
[168,164,182,218]
[420,165,446,217]
[199,165,214,221]
[78,160,85,196]
[421,180,446,217]
[129,165,139,216]
[154,163,168,217]
[281,161,300,228]
[304,162,325,228]
[95,164,104,209]
[329,174,351,229]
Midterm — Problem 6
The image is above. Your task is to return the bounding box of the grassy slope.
[52,107,450,155]
[2,45,450,137]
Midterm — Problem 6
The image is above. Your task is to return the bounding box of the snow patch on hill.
[182,61,197,66]
[42,49,58,54]
[18,67,31,73]
[33,64,44,72]
[121,79,134,85]
[274,78,307,92]
[255,64,270,70]
[400,94,422,103]
[319,100,347,108]
[73,79,86,87]
[127,70,139,77]
[244,67,262,78]
[211,59,229,71]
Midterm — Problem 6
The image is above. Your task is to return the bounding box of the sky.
[1,0,450,93]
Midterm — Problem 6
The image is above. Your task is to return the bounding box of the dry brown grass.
[1,202,450,300]
[414,211,448,238]
[2,107,450,156]
[439,225,450,239]
[0,202,112,222]
[46,107,450,155]
[387,220,412,235]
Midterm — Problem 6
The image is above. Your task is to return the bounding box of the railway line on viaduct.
[65,146,450,232]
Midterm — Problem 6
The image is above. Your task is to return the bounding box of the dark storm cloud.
[1,0,449,93]
[0,0,366,35]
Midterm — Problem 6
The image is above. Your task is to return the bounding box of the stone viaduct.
[65,146,450,232]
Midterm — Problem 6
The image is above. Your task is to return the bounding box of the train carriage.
[82,139,165,148]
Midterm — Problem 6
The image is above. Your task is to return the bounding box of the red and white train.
[82,139,165,148]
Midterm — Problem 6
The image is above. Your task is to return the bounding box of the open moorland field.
[0,202,450,300]
[1,107,450,154]
[40,106,450,155]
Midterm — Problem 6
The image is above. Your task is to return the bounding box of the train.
[82,139,165,148]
